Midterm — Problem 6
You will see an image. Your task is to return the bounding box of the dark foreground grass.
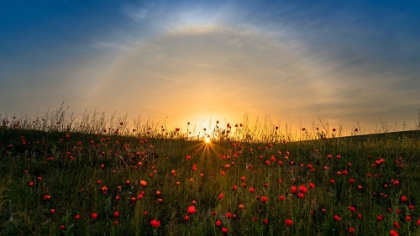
[1,127,420,235]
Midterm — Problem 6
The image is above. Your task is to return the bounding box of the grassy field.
[1,124,420,235]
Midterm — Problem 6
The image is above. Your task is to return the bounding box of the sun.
[204,137,211,144]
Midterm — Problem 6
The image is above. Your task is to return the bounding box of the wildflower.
[279,195,286,201]
[261,196,268,203]
[348,227,355,234]
[394,221,400,228]
[389,229,399,236]
[263,218,269,225]
[150,219,161,228]
[218,193,224,200]
[400,196,407,202]
[91,213,98,220]
[216,220,222,227]
[285,219,293,227]
[187,206,196,214]
[334,215,341,221]
[140,180,147,187]
[291,186,297,194]
[299,185,308,193]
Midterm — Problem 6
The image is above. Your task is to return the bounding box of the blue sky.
[1,1,419,135]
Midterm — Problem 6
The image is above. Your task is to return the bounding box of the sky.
[1,0,420,136]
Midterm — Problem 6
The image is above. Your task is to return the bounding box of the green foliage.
[1,127,420,235]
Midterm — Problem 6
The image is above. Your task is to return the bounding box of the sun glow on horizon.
[204,137,211,143]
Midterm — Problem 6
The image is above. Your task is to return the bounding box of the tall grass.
[1,108,420,235]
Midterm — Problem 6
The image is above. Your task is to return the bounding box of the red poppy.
[389,229,399,236]
[285,219,293,227]
[299,185,308,193]
[334,215,341,221]
[261,196,268,203]
[187,206,196,214]
[263,218,269,225]
[150,219,161,228]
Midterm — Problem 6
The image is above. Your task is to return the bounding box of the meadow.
[1,112,420,235]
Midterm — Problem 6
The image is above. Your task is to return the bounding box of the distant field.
[1,127,420,235]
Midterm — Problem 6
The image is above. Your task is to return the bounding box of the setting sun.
[204,137,211,144]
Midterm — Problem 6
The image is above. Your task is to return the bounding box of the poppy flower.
[285,219,293,227]
[390,229,399,236]
[150,219,161,228]
[299,185,308,193]
[140,180,147,187]
[261,196,268,203]
[291,186,297,194]
[334,215,341,221]
[218,193,224,200]
[187,206,196,214]
[348,227,355,234]
[263,218,269,225]
[215,220,222,227]
[91,213,98,220]
[279,195,285,201]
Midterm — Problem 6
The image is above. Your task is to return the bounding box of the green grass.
[1,125,420,235]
